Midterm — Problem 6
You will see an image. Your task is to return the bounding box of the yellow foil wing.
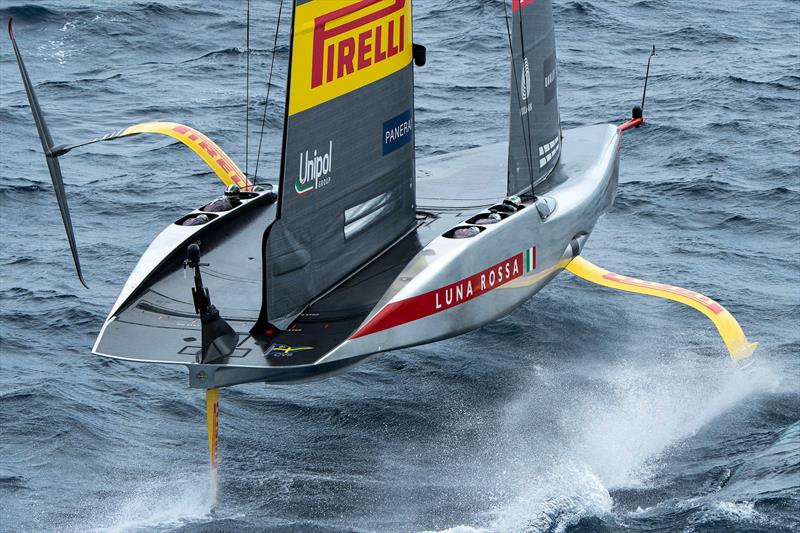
[122,122,251,189]
[566,256,757,364]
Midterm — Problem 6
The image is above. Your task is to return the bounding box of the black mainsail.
[264,0,417,329]
[507,0,561,196]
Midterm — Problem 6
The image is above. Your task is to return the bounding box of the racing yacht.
[9,0,756,501]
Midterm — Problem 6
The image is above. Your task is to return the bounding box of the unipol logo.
[289,0,413,115]
[295,141,333,195]
[521,56,531,100]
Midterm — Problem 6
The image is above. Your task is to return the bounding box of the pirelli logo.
[170,125,248,188]
[289,0,412,115]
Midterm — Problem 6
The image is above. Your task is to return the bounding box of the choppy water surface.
[1,1,798,531]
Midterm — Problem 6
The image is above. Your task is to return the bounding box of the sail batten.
[264,0,416,329]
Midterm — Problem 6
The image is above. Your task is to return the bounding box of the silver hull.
[93,124,620,387]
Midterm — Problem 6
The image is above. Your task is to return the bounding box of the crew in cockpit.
[202,184,242,212]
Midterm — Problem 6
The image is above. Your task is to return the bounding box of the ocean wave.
[0,474,28,491]
[662,25,739,44]
[0,4,60,21]
[728,74,800,90]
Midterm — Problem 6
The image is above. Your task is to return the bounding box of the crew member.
[202,184,242,212]
[182,213,210,226]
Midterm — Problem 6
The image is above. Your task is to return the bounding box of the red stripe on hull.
[351,251,530,339]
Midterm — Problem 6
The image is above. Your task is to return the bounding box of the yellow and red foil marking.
[121,122,252,190]
[602,272,724,315]
[206,388,220,504]
[566,256,757,362]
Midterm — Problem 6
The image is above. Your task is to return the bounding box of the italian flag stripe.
[524,246,536,273]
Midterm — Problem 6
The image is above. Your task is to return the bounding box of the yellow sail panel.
[566,256,757,363]
[288,0,413,115]
[122,122,251,189]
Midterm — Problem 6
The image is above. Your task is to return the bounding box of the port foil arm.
[566,256,757,365]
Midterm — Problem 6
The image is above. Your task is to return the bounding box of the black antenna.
[245,0,251,180]
[253,0,285,188]
[641,45,656,114]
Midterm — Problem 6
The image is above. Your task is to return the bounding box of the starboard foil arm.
[48,122,252,190]
[566,256,757,364]
[9,19,251,288]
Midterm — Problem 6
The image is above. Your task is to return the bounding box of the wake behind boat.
[8,0,756,503]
